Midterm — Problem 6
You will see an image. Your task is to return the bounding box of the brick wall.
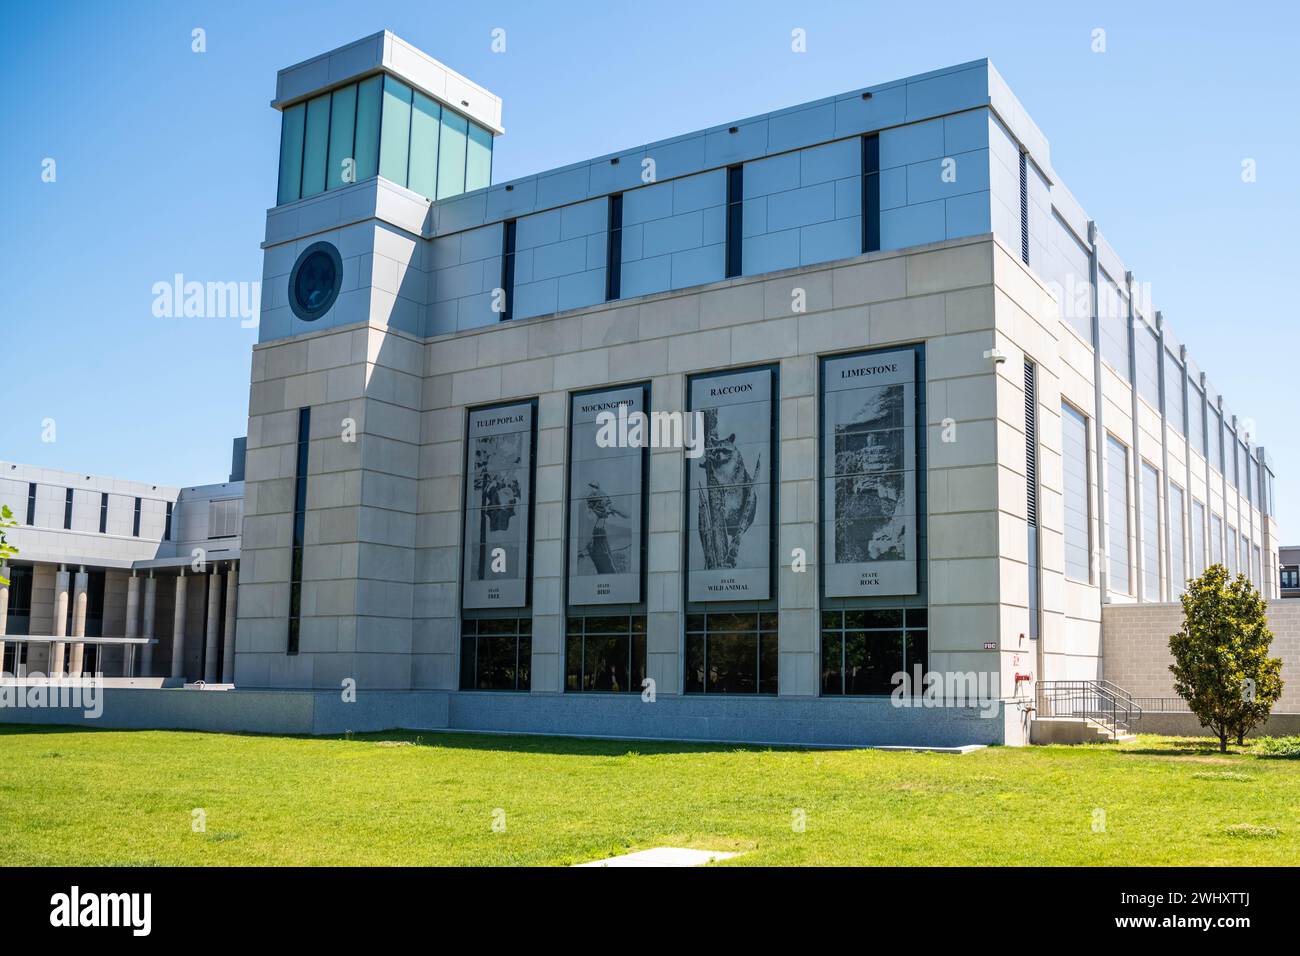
[1102,600,1300,712]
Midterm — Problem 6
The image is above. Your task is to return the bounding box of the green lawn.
[1,726,1297,865]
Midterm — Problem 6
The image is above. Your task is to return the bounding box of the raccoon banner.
[821,349,917,597]
[462,401,535,609]
[568,384,647,605]
[686,367,773,602]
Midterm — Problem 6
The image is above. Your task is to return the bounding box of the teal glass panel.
[436,110,468,199]
[466,122,493,192]
[353,75,382,181]
[277,102,305,205]
[326,83,357,190]
[300,94,331,198]
[379,75,412,187]
[408,91,441,199]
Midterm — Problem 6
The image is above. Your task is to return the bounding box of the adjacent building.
[1,32,1284,745]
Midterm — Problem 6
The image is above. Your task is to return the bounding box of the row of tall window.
[1050,215,1267,511]
[277,74,493,206]
[492,134,885,319]
[21,482,161,540]
[1117,329,1263,499]
[459,608,929,697]
[1061,401,1265,599]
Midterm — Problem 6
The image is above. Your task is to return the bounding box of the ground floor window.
[4,565,33,637]
[460,617,531,691]
[820,608,928,696]
[684,612,778,695]
[565,615,646,692]
[2,641,28,675]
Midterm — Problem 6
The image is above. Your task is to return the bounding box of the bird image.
[583,482,629,574]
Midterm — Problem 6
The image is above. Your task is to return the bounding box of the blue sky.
[1,1,1296,533]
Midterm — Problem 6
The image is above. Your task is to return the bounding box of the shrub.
[1169,564,1283,752]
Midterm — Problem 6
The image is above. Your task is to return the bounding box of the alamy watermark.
[594,404,705,458]
[0,674,104,719]
[890,667,1004,719]
[152,274,259,328]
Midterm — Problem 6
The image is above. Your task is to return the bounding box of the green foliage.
[1169,564,1284,752]
[1251,736,1300,759]
[0,504,18,586]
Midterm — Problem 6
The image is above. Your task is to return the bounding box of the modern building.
[0,31,1285,745]
[1279,546,1300,597]
[0,447,244,683]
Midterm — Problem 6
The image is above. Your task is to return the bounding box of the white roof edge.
[271,30,504,135]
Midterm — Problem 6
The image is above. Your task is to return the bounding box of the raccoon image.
[696,408,762,569]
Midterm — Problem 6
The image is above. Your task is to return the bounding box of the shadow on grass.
[0,722,828,757]
[339,729,838,758]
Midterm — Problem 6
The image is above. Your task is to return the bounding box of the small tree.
[0,504,17,586]
[1169,564,1283,752]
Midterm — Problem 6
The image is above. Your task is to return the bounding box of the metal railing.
[1036,680,1143,737]
[1131,696,1192,714]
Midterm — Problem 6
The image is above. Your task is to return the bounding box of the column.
[221,563,238,684]
[69,569,88,677]
[52,567,70,675]
[0,565,9,675]
[170,570,187,680]
[124,573,141,677]
[141,573,157,676]
[203,569,221,683]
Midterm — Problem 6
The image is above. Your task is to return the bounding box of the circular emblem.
[288,242,343,321]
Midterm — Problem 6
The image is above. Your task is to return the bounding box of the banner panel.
[462,402,535,609]
[822,350,918,597]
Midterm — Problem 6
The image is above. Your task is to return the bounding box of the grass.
[1,726,1297,866]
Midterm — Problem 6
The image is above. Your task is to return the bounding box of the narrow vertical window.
[1191,500,1206,576]
[25,482,36,525]
[465,124,493,192]
[379,76,413,187]
[132,496,141,537]
[605,193,623,301]
[1061,403,1091,582]
[326,82,358,191]
[300,93,331,198]
[436,109,469,200]
[288,407,311,655]
[407,91,441,199]
[98,492,108,534]
[862,134,880,253]
[1168,482,1186,596]
[1019,149,1030,264]
[1140,463,1160,601]
[164,501,173,542]
[500,219,517,322]
[1163,350,1185,435]
[352,75,383,182]
[725,164,743,278]
[1106,436,1131,595]
[63,489,74,530]
[276,102,306,205]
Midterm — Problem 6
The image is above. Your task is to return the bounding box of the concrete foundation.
[0,687,1008,746]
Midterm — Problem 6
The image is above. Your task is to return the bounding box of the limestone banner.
[567,384,646,605]
[822,349,917,597]
[687,367,773,602]
[462,401,535,609]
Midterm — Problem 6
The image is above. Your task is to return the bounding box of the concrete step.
[1030,717,1134,745]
